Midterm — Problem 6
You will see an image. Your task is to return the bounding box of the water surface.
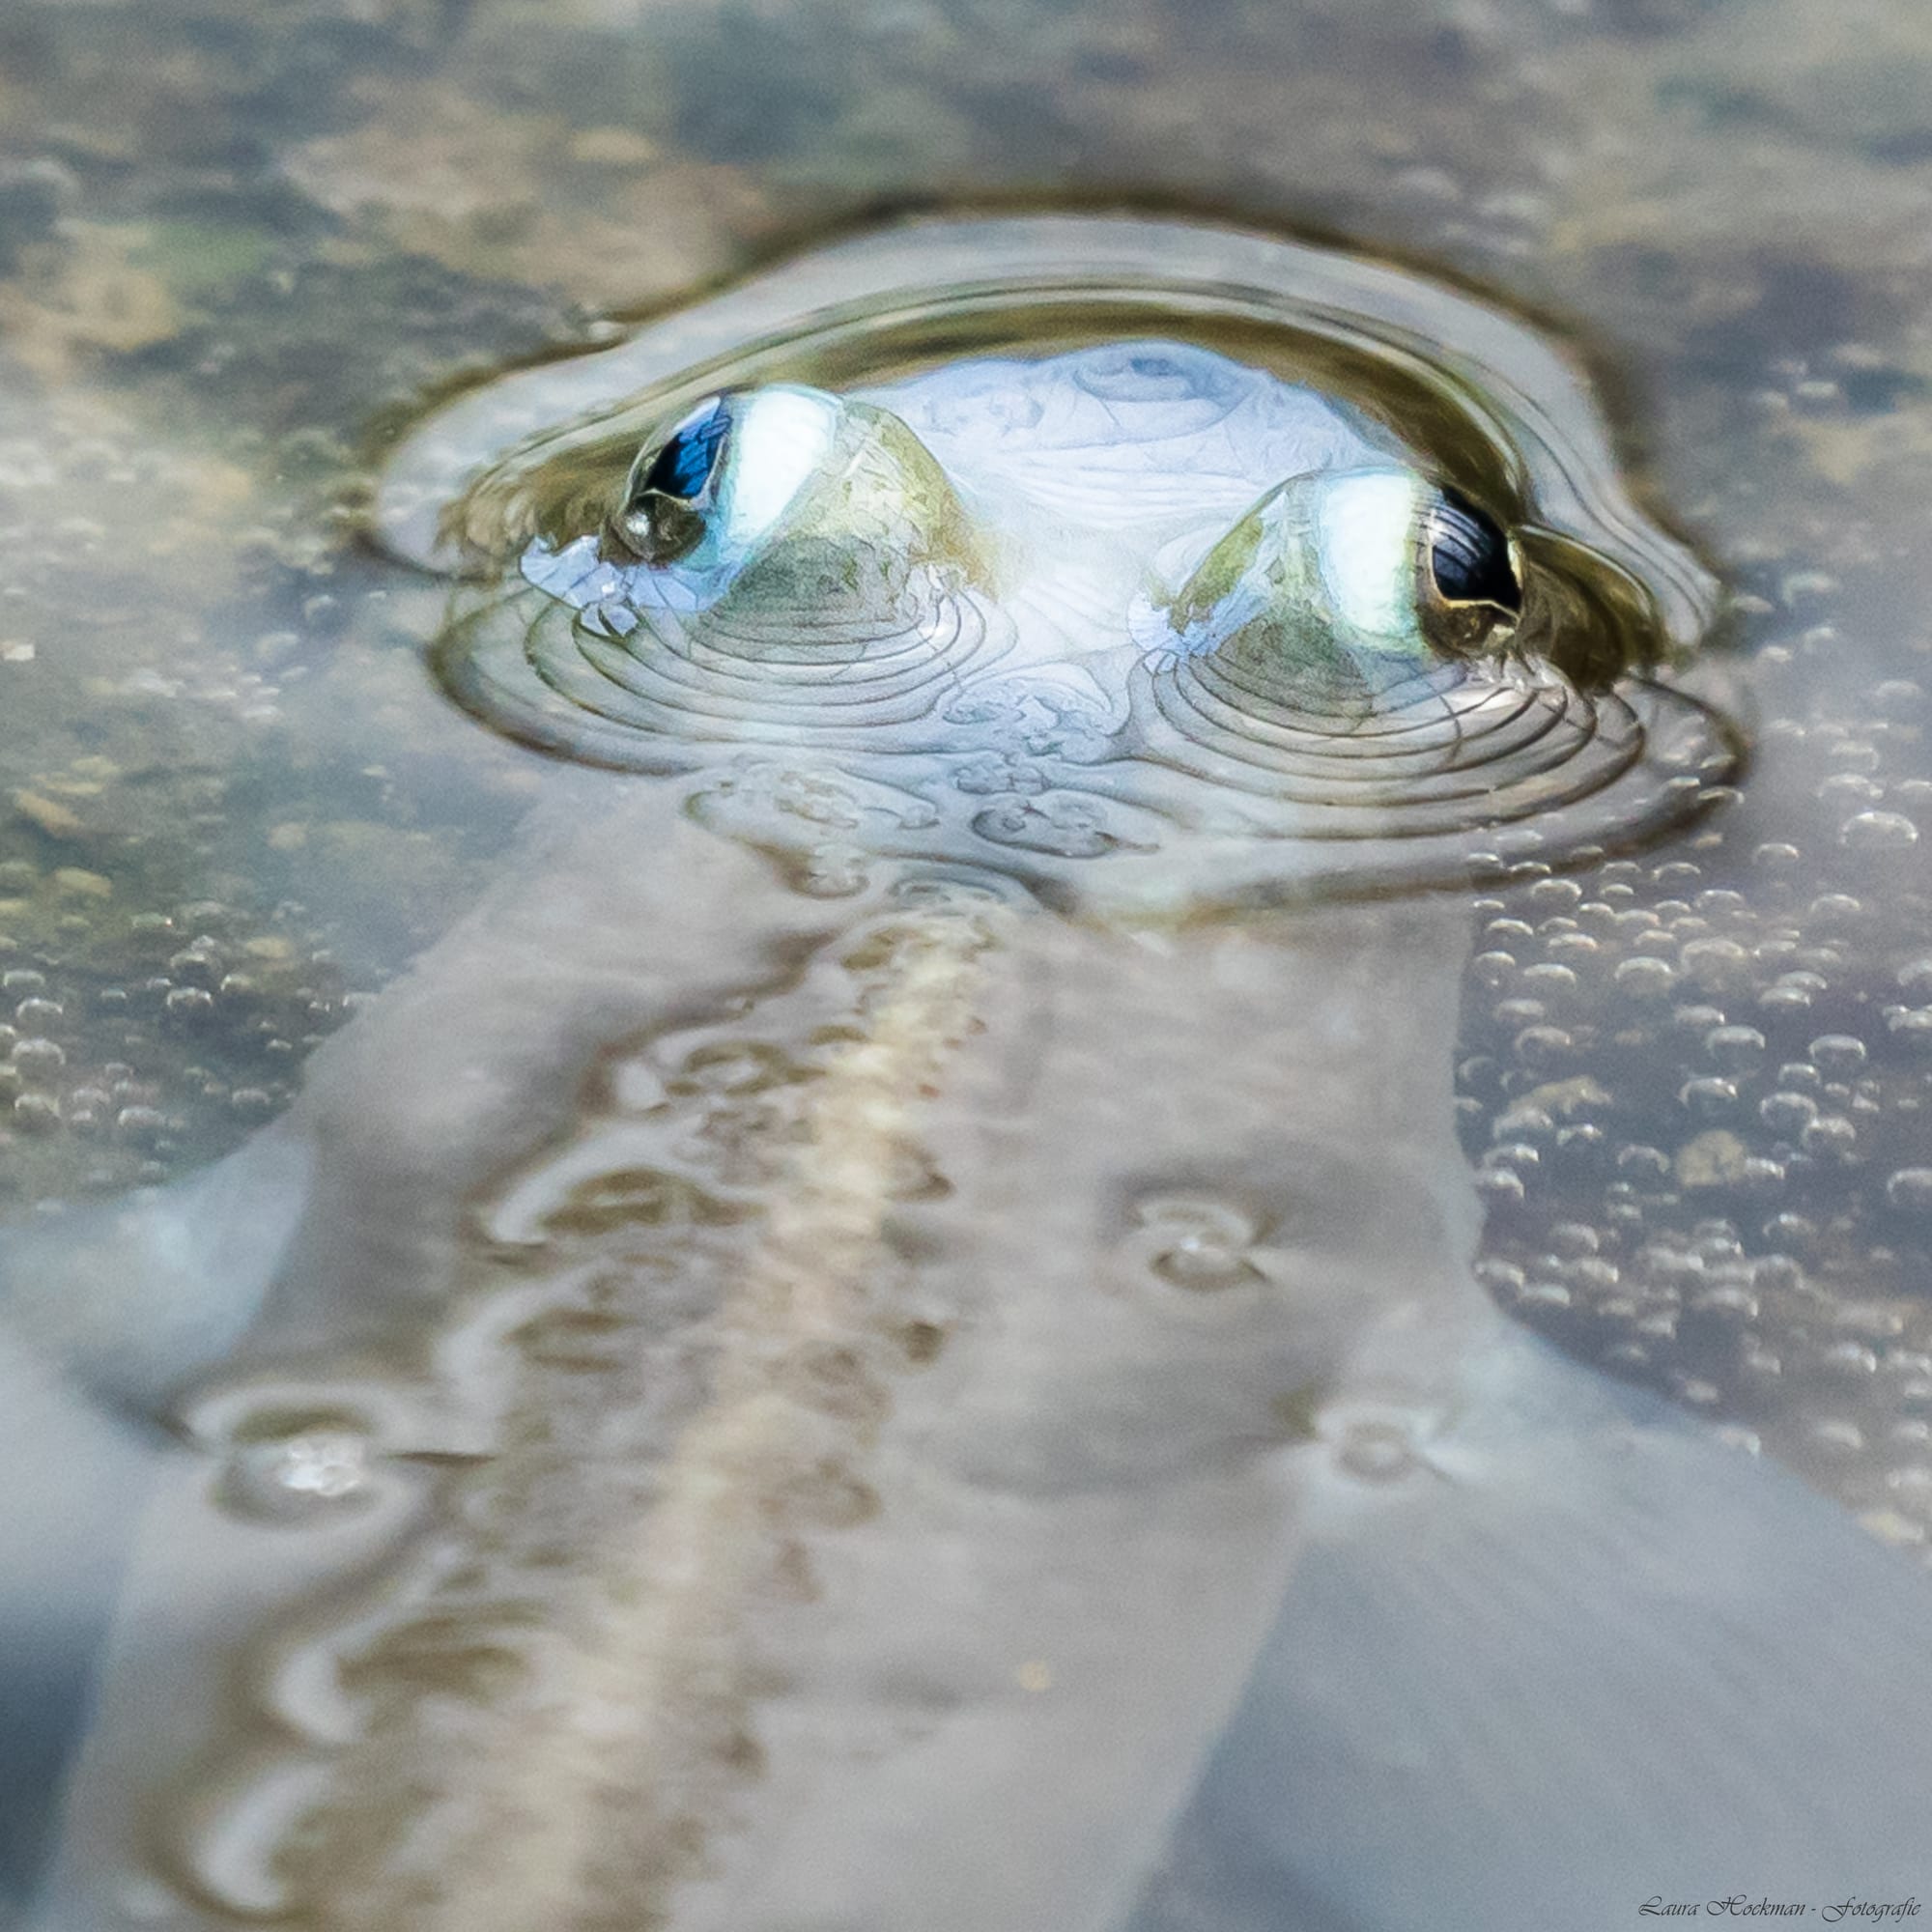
[5,0,1932,1924]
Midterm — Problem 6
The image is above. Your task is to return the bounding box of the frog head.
[425,337,1733,914]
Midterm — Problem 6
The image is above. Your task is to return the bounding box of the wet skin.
[5,328,1930,1932]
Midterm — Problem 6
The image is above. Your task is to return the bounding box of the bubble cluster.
[1459,639,1932,1539]
[214,1414,381,1525]
[0,862,365,1206]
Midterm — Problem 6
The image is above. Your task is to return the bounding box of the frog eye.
[1122,464,1669,847]
[1428,487,1519,610]
[1138,467,1523,703]
[1424,486,1521,650]
[1305,471,1521,665]
[492,383,1007,758]
[608,386,844,571]
[635,393,730,504]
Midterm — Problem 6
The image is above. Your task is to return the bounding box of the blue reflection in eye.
[639,396,730,503]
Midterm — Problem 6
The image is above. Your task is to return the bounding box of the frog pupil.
[1428,488,1520,613]
[639,398,729,504]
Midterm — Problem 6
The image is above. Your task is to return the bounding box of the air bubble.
[1616,1144,1672,1184]
[1761,1215,1817,1258]
[1512,1026,1573,1067]
[168,947,223,988]
[10,1036,64,1084]
[1821,1342,1879,1378]
[1133,1197,1261,1291]
[1679,1076,1738,1119]
[1887,1466,1932,1516]
[1679,937,1752,991]
[1471,950,1517,990]
[1492,1103,1554,1147]
[1809,1034,1867,1074]
[1800,1114,1858,1158]
[1841,810,1919,851]
[218,1427,377,1523]
[1823,737,1880,772]
[1818,773,1884,808]
[1886,1169,1932,1215]
[1691,1284,1758,1321]
[1521,960,1582,993]
[1705,1025,1766,1071]
[1538,935,1600,966]
[1613,955,1676,1000]
[1147,1229,1251,1289]
[1693,889,1749,921]
[1887,1009,1932,1050]
[1474,1258,1527,1296]
[1673,1002,1727,1035]
[1759,974,1825,1014]
[1565,1254,1620,1291]
[1334,1421,1420,1483]
[1493,998,1547,1028]
[1806,893,1864,928]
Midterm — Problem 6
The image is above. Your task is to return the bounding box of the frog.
[8,214,1929,1932]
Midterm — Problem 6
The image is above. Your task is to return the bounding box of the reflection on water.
[4,0,1932,1927]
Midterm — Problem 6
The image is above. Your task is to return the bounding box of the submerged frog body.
[6,216,1929,1932]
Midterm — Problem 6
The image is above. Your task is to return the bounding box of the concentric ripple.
[376,213,1743,903]
[1141,648,1662,823]
[436,544,1014,769]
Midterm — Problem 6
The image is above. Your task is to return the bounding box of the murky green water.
[6,1,1932,1926]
